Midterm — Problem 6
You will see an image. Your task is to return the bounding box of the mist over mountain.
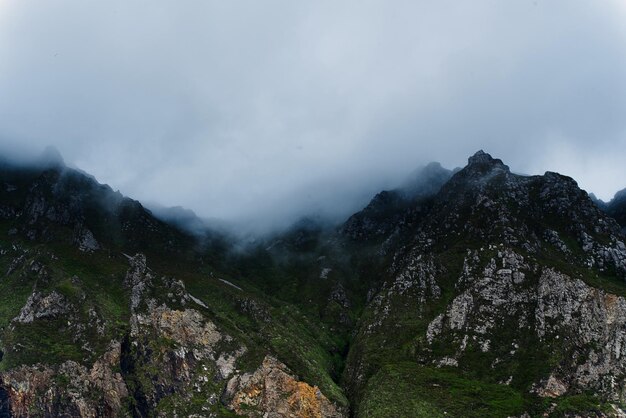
[2,0,626,227]
[4,146,624,241]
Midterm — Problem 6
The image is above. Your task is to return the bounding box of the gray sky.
[1,0,625,229]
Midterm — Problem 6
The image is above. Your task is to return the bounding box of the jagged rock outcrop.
[535,269,626,401]
[74,224,100,252]
[12,291,72,324]
[423,248,626,400]
[117,253,244,416]
[120,254,344,417]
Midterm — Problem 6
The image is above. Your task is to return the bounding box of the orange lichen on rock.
[287,380,325,418]
[225,355,344,417]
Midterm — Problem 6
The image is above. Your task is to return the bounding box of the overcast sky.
[1,0,625,229]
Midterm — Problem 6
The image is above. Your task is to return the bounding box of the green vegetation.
[359,363,526,418]
[547,394,612,417]
[3,320,86,369]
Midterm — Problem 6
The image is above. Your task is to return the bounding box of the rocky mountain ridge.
[344,151,626,416]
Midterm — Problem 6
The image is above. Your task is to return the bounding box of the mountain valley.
[1,151,626,417]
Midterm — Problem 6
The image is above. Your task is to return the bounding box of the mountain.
[0,159,348,417]
[340,161,453,241]
[343,150,626,417]
[146,204,209,236]
[1,150,626,417]
[606,189,626,234]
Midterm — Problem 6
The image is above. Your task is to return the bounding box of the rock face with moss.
[1,151,626,417]
[0,341,128,417]
[0,253,346,417]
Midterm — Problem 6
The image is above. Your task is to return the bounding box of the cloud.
[1,0,625,229]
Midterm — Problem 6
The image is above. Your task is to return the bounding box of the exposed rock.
[437,357,459,367]
[536,269,626,401]
[0,341,128,417]
[121,254,250,416]
[224,356,345,418]
[216,348,247,379]
[74,224,100,252]
[418,246,626,400]
[6,254,26,277]
[124,253,152,312]
[467,150,510,171]
[536,374,569,398]
[426,314,444,344]
[320,267,332,279]
[4,150,626,416]
[13,291,72,324]
[544,229,570,254]
[328,284,350,309]
[132,305,222,348]
[239,298,272,323]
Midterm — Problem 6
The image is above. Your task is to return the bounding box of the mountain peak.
[39,145,65,168]
[466,150,509,172]
[400,161,453,199]
[613,187,626,203]
[424,161,443,171]
[468,149,489,163]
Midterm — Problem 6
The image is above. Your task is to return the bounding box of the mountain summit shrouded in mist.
[1,0,626,229]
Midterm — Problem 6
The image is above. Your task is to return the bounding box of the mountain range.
[1,150,626,417]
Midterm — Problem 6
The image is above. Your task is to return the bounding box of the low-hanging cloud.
[1,0,625,231]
